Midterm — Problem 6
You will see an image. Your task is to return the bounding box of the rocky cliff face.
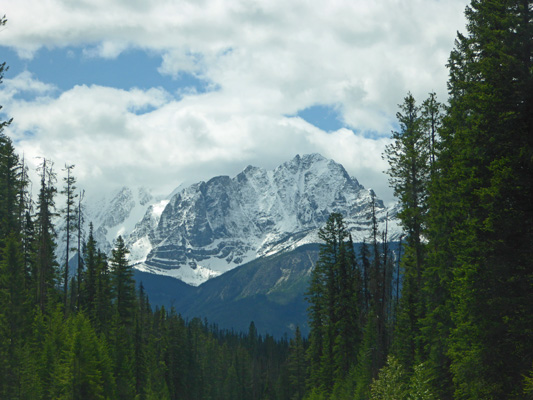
[129,154,402,286]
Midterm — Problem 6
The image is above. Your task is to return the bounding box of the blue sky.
[4,46,345,129]
[0,0,469,205]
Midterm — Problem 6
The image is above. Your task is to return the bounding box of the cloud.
[2,76,395,203]
[1,0,470,205]
[0,71,57,100]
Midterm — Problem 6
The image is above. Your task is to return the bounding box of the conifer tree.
[383,93,429,284]
[109,236,136,399]
[333,233,361,379]
[56,313,109,400]
[110,235,135,327]
[360,238,371,313]
[420,92,443,172]
[287,326,306,400]
[429,0,533,397]
[384,93,431,371]
[35,158,58,313]
[0,234,29,398]
[135,282,151,400]
[94,249,112,334]
[0,135,21,242]
[306,213,360,392]
[0,57,18,242]
[368,192,388,374]
[61,164,77,312]
[81,222,97,318]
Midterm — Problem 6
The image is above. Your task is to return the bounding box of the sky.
[0,0,469,206]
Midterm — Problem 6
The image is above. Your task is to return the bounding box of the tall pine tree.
[426,0,533,397]
[306,213,361,393]
[61,164,77,312]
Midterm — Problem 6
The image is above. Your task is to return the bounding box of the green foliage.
[2,2,532,396]
[368,357,437,400]
[306,213,362,392]
[353,313,379,400]
[384,92,440,371]
[524,365,533,399]
[60,164,77,312]
[303,387,328,400]
[287,326,306,400]
[408,362,437,400]
[35,158,59,313]
[0,215,294,400]
[369,355,408,400]
[55,313,110,400]
[433,0,533,397]
[0,90,294,400]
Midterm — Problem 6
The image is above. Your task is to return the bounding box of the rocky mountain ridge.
[74,154,401,286]
[127,153,401,285]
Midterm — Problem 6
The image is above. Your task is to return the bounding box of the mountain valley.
[78,153,402,336]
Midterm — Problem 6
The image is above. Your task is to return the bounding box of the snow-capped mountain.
[128,154,402,286]
[84,186,159,254]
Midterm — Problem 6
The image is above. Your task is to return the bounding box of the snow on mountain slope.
[84,186,158,254]
[56,186,161,273]
[129,154,403,286]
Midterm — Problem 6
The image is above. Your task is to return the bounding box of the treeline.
[0,142,302,400]
[303,1,533,399]
[304,207,402,400]
[0,43,307,400]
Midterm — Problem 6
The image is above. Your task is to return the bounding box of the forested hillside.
[0,16,303,400]
[1,0,532,399]
[302,1,533,399]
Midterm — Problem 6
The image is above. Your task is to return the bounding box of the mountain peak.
[291,153,325,163]
[284,153,328,169]
[127,154,400,286]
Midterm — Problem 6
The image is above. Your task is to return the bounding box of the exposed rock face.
[130,154,401,285]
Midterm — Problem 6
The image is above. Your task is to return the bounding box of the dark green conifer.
[287,326,306,400]
[35,158,58,313]
[306,213,360,392]
[431,0,533,397]
[61,164,77,312]
[109,236,136,399]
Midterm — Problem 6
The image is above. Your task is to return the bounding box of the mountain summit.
[128,154,401,286]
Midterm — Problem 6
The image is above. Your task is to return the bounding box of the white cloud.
[0,71,56,100]
[82,41,129,59]
[1,0,471,205]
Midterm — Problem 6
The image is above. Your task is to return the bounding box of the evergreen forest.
[1,0,532,399]
[303,1,533,399]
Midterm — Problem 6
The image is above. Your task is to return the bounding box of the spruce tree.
[109,235,136,399]
[425,0,533,397]
[420,92,443,172]
[94,249,112,334]
[384,93,431,371]
[287,326,306,400]
[110,235,135,327]
[383,93,429,287]
[0,55,18,243]
[0,234,29,398]
[306,213,360,392]
[35,158,58,313]
[61,164,77,312]
[360,238,371,313]
[81,222,97,318]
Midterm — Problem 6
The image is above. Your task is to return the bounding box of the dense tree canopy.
[305,1,532,399]
[1,1,532,398]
